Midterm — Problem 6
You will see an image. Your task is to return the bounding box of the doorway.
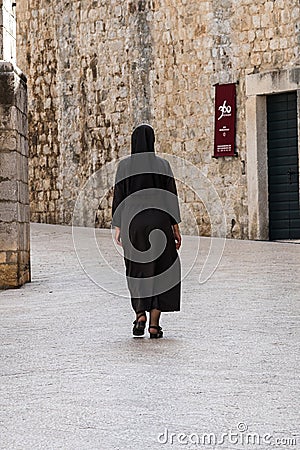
[267,91,300,240]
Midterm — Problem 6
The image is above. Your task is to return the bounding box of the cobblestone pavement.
[0,223,299,450]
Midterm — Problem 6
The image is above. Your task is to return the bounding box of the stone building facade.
[16,0,300,240]
[0,0,30,289]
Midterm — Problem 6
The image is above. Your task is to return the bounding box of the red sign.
[214,83,236,157]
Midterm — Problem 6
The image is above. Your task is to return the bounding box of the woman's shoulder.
[116,156,131,173]
[154,155,173,175]
[116,154,172,178]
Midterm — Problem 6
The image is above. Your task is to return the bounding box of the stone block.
[0,179,18,201]
[17,203,30,223]
[16,152,28,183]
[17,222,25,249]
[0,129,17,151]
[48,200,55,212]
[0,221,18,251]
[13,107,27,135]
[0,201,18,222]
[0,263,19,288]
[24,222,30,251]
[13,77,27,112]
[6,251,18,263]
[49,190,59,200]
[18,180,29,204]
[18,262,31,285]
[0,150,17,179]
[19,250,29,264]
[18,134,28,156]
[0,104,16,129]
[0,69,15,106]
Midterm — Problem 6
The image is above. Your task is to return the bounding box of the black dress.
[112,124,181,313]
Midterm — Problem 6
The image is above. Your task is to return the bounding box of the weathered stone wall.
[16,0,300,238]
[0,1,30,289]
[0,62,30,288]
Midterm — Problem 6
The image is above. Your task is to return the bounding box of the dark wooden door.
[267,92,300,240]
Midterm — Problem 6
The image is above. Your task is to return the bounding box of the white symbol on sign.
[218,100,231,120]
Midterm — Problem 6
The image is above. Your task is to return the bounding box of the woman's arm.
[173,223,181,250]
[165,161,181,226]
[112,162,126,229]
[115,226,122,246]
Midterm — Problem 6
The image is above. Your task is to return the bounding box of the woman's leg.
[149,308,161,332]
[132,309,147,337]
[135,310,146,322]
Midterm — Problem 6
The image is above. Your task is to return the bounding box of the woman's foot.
[149,308,162,338]
[132,312,146,336]
[148,325,163,339]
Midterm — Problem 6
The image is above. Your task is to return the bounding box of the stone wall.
[0,62,30,288]
[16,0,300,238]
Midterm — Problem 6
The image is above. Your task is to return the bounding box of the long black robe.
[112,124,181,312]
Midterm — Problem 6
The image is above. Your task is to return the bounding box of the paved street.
[0,223,299,450]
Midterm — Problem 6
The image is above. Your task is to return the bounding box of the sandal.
[132,312,146,336]
[148,325,163,339]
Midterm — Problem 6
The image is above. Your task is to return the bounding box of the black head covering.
[131,124,155,154]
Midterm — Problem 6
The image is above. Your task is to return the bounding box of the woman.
[112,124,181,338]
